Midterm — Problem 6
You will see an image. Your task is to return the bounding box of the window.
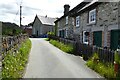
[83,31,89,44]
[33,28,35,34]
[76,16,80,27]
[58,22,60,27]
[72,18,74,25]
[65,29,68,38]
[89,9,96,24]
[66,16,68,24]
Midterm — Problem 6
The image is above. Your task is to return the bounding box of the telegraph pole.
[20,5,22,27]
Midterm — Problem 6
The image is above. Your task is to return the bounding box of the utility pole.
[20,5,22,27]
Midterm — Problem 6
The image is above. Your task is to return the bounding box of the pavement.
[24,38,103,78]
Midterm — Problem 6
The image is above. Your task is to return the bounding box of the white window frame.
[66,16,68,24]
[89,9,96,24]
[65,29,68,38]
[83,31,89,45]
[72,18,74,25]
[76,16,80,27]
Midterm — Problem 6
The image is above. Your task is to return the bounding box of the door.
[93,31,102,47]
[37,31,38,36]
[110,30,120,50]
[61,30,65,38]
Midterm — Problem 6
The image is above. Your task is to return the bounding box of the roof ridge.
[37,15,56,19]
[36,15,57,26]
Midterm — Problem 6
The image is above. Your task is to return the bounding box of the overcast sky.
[0,0,84,25]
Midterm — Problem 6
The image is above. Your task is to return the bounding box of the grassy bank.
[45,38,49,41]
[86,53,115,79]
[2,39,31,79]
[49,39,74,54]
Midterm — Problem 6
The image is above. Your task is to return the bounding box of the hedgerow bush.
[2,39,31,79]
[49,39,74,54]
[45,38,49,41]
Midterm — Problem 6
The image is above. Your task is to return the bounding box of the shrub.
[115,51,120,64]
[47,32,55,36]
[2,39,31,79]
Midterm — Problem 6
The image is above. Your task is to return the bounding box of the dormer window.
[89,9,96,24]
[76,16,80,27]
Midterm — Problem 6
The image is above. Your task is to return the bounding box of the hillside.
[2,22,24,36]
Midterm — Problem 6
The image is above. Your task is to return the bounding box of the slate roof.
[55,0,100,23]
[37,15,57,26]
[54,1,90,23]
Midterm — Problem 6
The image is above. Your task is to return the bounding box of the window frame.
[33,27,35,34]
[72,18,75,25]
[76,16,80,27]
[58,22,60,27]
[89,9,96,24]
[66,16,68,24]
[65,29,68,38]
[83,31,89,45]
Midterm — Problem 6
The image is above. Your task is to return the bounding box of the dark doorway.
[37,31,38,36]
[110,30,120,50]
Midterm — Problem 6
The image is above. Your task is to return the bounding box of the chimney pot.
[64,4,70,15]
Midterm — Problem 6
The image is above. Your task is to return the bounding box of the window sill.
[76,26,80,28]
[87,22,96,26]
[83,42,88,45]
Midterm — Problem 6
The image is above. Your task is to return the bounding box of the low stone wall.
[2,34,28,59]
[0,21,2,78]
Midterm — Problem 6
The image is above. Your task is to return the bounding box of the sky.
[0,0,84,25]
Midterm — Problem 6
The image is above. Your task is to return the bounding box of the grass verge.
[45,38,49,41]
[2,39,31,79]
[49,39,73,54]
[86,53,115,79]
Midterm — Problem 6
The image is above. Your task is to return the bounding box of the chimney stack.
[64,4,70,15]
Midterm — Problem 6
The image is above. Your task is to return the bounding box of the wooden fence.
[48,35,118,64]
[2,34,28,59]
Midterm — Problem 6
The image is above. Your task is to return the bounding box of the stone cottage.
[32,15,56,37]
[55,2,89,39]
[55,0,120,50]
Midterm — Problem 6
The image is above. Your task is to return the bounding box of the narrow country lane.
[24,38,102,78]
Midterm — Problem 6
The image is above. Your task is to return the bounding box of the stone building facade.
[55,1,120,50]
[55,5,74,39]
[73,2,120,50]
[32,15,56,37]
[55,3,89,39]
[0,21,2,74]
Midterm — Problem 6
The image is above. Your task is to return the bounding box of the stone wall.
[2,34,28,59]
[74,2,119,47]
[0,21,2,78]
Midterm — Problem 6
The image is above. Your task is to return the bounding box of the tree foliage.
[2,22,23,36]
